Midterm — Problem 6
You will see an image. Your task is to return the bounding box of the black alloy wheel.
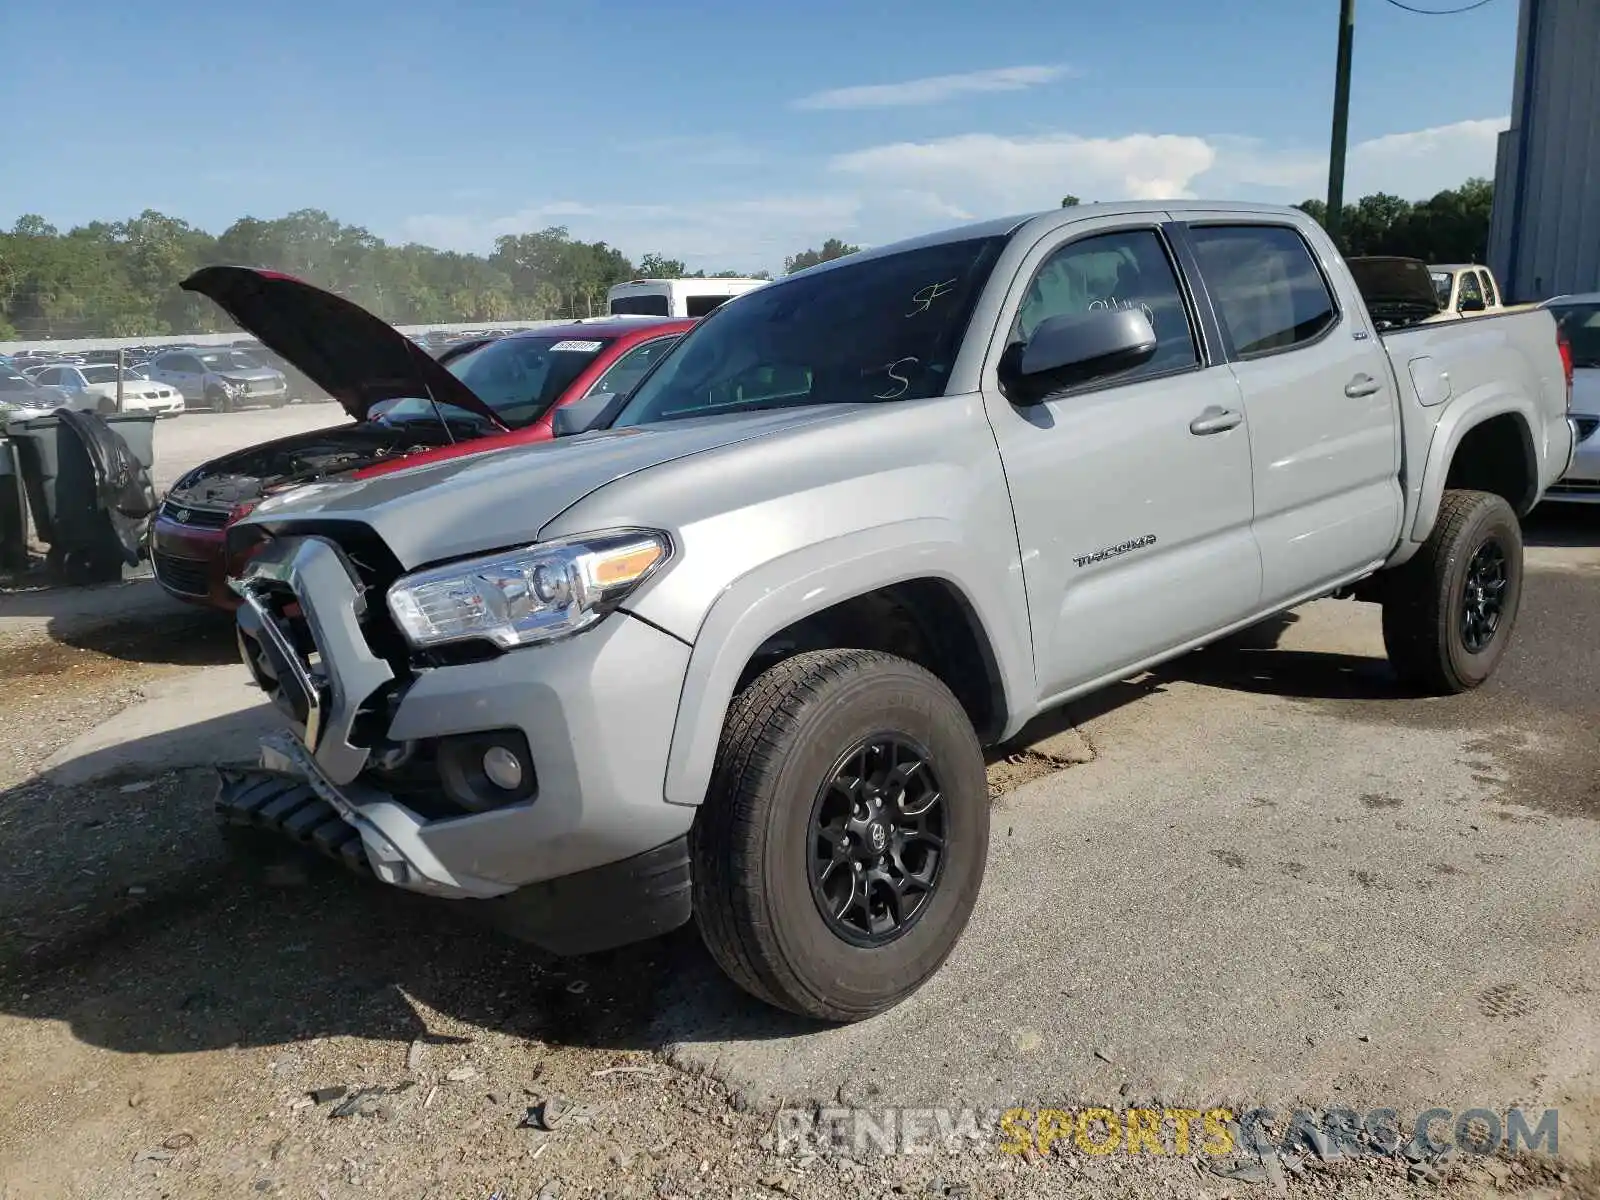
[1460,536,1509,654]
[807,734,946,947]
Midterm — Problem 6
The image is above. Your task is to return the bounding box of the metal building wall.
[1488,0,1600,303]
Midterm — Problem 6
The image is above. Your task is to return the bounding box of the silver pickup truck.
[194,202,1577,1023]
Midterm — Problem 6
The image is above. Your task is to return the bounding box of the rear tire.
[1381,488,1523,694]
[96,396,115,416]
[692,649,989,1022]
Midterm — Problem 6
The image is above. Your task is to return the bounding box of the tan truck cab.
[1430,263,1506,316]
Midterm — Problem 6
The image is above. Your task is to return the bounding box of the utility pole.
[1326,0,1357,249]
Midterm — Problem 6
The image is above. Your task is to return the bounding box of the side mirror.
[1459,294,1486,313]
[1001,308,1158,403]
[552,391,625,437]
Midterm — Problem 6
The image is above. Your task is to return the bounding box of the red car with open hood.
[149,266,692,610]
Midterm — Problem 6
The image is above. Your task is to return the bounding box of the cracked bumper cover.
[227,535,697,946]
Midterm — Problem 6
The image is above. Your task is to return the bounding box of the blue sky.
[1,0,1518,274]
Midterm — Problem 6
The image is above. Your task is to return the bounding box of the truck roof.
[788,200,1320,278]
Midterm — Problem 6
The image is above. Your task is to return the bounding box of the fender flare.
[1410,394,1539,544]
[657,519,1031,807]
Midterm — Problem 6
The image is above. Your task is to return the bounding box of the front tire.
[207,387,233,413]
[692,649,989,1022]
[1381,488,1523,694]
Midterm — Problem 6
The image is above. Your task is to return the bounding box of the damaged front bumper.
[222,532,697,954]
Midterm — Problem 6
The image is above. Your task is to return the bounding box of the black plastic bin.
[0,436,27,572]
[5,412,158,583]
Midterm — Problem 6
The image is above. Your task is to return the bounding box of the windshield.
[0,365,41,392]
[81,364,131,383]
[378,334,616,427]
[1550,302,1600,367]
[199,350,263,371]
[612,236,1005,427]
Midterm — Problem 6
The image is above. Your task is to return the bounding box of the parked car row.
[22,362,185,416]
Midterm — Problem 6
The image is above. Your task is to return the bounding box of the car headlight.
[386,529,671,650]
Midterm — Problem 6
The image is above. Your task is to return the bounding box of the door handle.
[1345,373,1383,398]
[1189,405,1244,435]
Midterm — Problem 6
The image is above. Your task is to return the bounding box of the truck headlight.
[386,529,671,649]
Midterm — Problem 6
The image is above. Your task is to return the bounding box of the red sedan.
[150,267,692,610]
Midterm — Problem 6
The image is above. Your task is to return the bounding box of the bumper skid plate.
[215,766,374,877]
[213,766,696,956]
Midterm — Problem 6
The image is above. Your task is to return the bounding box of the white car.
[1542,293,1600,503]
[23,363,185,417]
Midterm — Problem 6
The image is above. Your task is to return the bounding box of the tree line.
[0,179,1491,342]
[1064,178,1495,264]
[0,210,848,342]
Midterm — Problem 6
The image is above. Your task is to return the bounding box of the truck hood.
[1346,256,1442,313]
[237,405,853,570]
[180,266,507,429]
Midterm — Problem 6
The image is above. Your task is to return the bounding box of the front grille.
[161,499,229,528]
[1574,416,1599,444]
[152,550,211,596]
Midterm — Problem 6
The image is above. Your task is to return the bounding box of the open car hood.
[1346,256,1443,314]
[180,266,508,429]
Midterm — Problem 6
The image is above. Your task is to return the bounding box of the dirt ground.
[0,590,1592,1200]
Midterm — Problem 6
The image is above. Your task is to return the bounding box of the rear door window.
[685,295,730,318]
[611,294,672,316]
[1187,224,1339,356]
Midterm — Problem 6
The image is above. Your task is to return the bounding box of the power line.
[1379,0,1498,14]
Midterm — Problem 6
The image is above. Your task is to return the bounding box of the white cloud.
[397,117,1510,275]
[830,132,1218,211]
[792,65,1070,111]
[1344,116,1505,198]
[1206,117,1507,200]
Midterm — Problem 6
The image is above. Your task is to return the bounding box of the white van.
[606,277,767,319]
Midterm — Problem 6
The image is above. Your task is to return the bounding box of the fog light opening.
[435,729,538,813]
[482,745,524,791]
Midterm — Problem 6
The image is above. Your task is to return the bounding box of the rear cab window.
[1186,224,1339,356]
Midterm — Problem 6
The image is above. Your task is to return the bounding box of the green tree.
[1295,178,1493,262]
[784,238,861,274]
[1061,194,1081,207]
[637,252,686,278]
